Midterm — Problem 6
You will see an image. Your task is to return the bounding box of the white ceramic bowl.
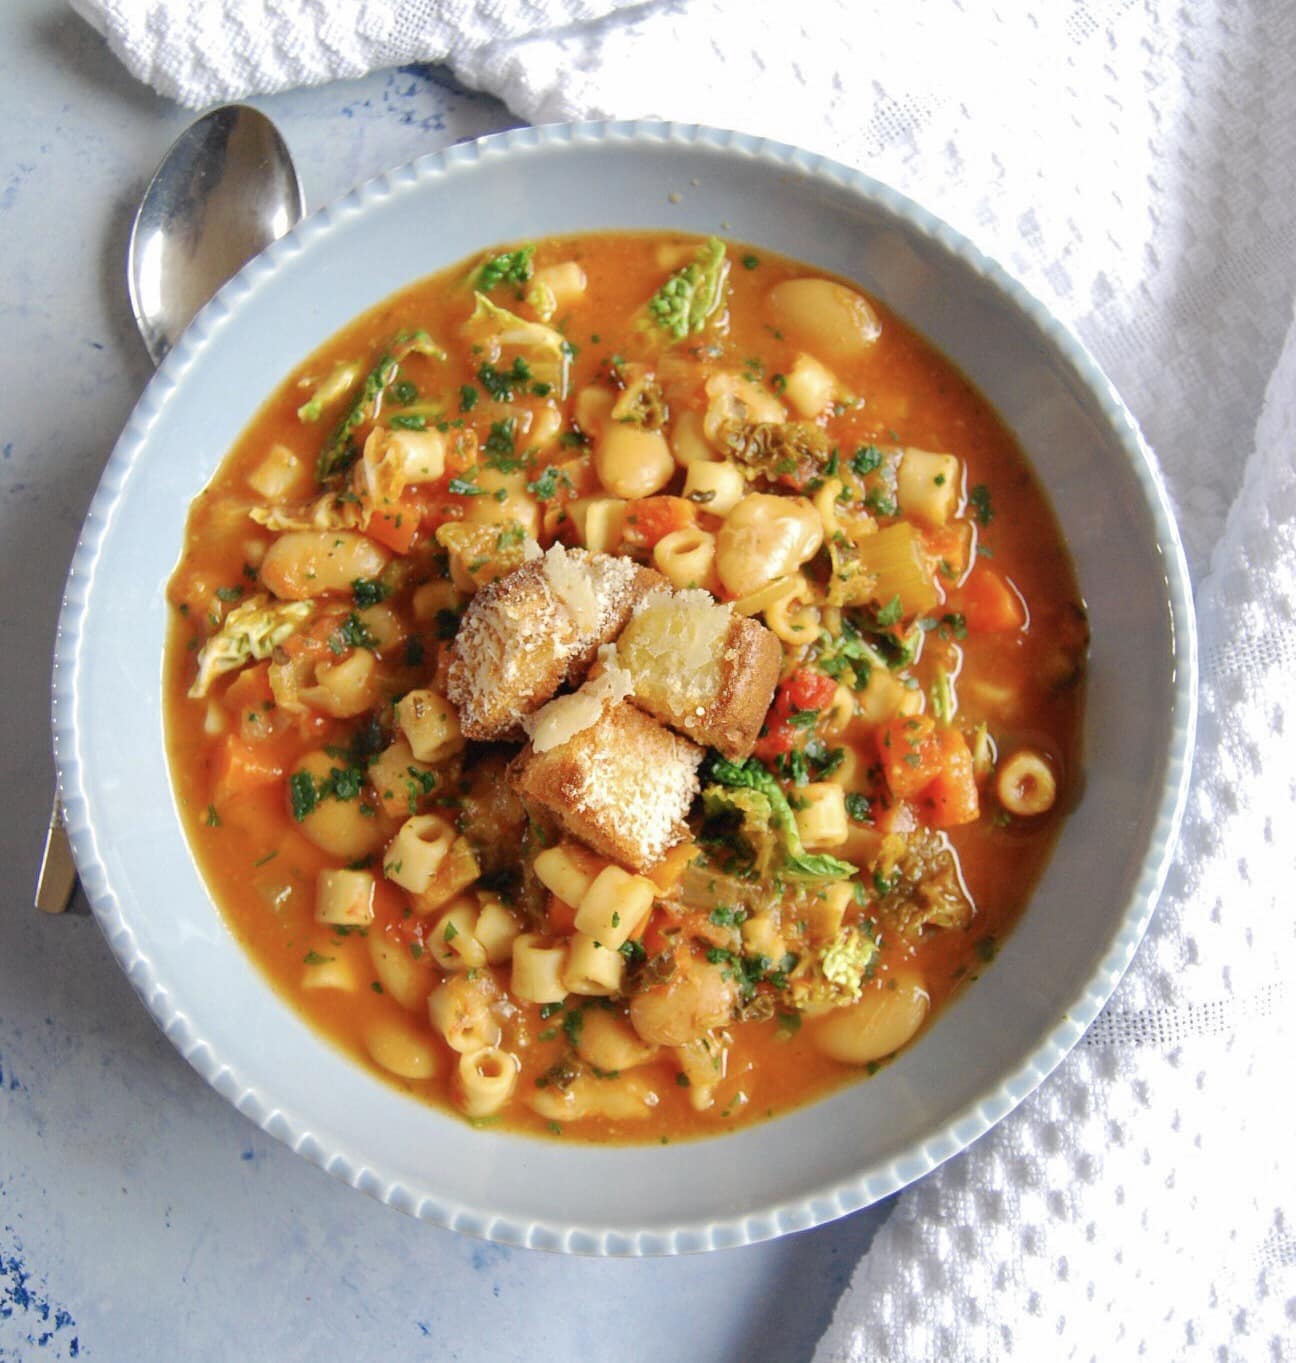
[52,121,1196,1254]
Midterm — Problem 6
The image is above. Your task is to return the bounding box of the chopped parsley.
[459,383,479,412]
[289,770,319,821]
[969,483,994,526]
[448,476,487,497]
[845,792,873,822]
[388,413,427,431]
[526,465,574,501]
[477,356,532,403]
[476,244,535,292]
[482,418,521,468]
[851,445,884,477]
[204,804,221,827]
[351,577,389,608]
[874,595,903,628]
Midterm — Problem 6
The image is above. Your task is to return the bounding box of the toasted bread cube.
[510,701,703,872]
[616,588,782,758]
[446,545,662,740]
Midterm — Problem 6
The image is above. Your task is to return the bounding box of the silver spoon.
[36,104,305,913]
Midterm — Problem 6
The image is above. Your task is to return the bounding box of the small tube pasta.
[996,748,1058,815]
[821,683,856,737]
[300,950,360,993]
[533,842,606,909]
[428,976,501,1054]
[473,898,523,965]
[511,934,569,1004]
[384,814,456,894]
[396,689,464,765]
[247,442,302,500]
[364,1015,438,1080]
[427,900,487,971]
[580,497,628,554]
[562,931,626,996]
[681,459,746,515]
[455,1047,519,1118]
[740,912,786,963]
[574,867,655,951]
[802,881,856,942]
[794,783,849,849]
[896,448,961,526]
[410,836,481,914]
[315,868,376,926]
[653,526,718,592]
[763,591,820,646]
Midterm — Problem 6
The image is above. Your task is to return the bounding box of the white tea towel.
[73,1,1296,1356]
[67,0,644,109]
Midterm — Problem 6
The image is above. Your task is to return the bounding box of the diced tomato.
[366,496,421,554]
[753,667,838,760]
[877,715,943,799]
[212,734,285,804]
[620,496,696,549]
[917,729,980,827]
[949,565,1026,633]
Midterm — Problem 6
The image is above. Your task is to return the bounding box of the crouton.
[616,588,782,758]
[510,701,704,871]
[446,545,662,740]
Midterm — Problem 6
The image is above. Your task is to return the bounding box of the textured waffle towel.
[72,2,1296,1357]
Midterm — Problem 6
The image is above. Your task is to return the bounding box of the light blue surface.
[0,6,893,1359]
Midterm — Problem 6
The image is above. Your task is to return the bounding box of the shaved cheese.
[542,543,601,634]
[523,647,634,753]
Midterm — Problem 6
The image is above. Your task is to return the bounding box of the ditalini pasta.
[165,232,1087,1142]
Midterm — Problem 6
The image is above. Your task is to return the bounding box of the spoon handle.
[34,796,84,914]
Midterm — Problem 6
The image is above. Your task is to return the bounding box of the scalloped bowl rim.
[51,119,1196,1255]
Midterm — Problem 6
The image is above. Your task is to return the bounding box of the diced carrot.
[876,715,943,799]
[918,729,980,828]
[950,565,1026,633]
[366,496,421,554]
[644,840,697,896]
[620,496,696,549]
[546,893,578,936]
[922,521,973,580]
[212,734,285,804]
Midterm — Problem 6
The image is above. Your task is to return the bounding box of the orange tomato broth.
[164,231,1084,1143]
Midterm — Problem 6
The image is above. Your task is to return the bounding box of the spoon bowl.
[127,104,305,366]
